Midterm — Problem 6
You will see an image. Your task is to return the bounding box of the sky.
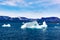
[0,0,60,18]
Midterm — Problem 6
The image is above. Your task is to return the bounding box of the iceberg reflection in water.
[21,21,47,30]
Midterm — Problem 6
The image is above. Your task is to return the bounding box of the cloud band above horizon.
[0,0,60,18]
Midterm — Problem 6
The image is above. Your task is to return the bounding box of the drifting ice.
[21,21,47,29]
[2,24,11,27]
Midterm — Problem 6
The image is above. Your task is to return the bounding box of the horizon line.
[0,15,60,19]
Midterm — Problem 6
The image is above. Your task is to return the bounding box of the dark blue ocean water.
[0,23,60,40]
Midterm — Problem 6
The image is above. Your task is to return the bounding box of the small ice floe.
[54,23,60,28]
[57,23,60,25]
[21,21,47,31]
[55,26,58,28]
[2,24,11,27]
[54,26,60,29]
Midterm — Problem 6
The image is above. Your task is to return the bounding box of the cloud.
[0,0,22,6]
[0,0,60,7]
[52,0,60,4]
[0,0,60,15]
[0,0,29,7]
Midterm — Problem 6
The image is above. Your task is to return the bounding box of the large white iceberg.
[21,21,47,30]
[2,24,11,27]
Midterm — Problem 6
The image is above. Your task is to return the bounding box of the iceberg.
[2,24,11,27]
[21,21,47,30]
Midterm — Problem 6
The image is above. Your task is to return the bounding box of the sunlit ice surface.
[21,21,47,31]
